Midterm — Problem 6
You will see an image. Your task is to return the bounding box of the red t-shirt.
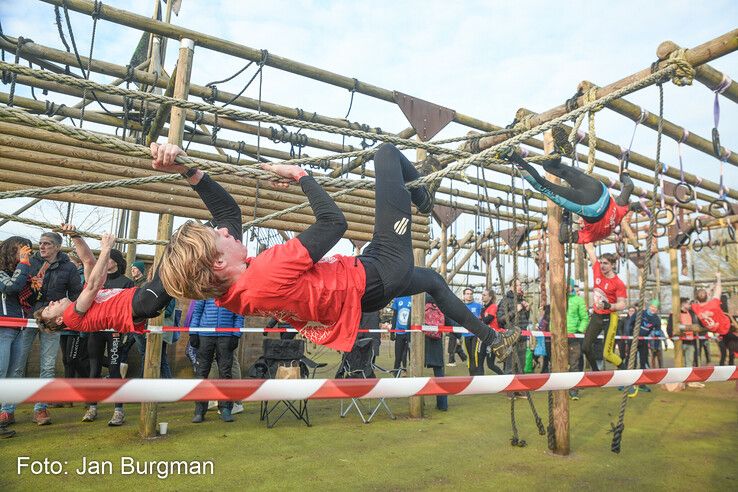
[216,238,366,352]
[577,198,629,244]
[62,287,145,333]
[483,303,500,331]
[591,261,626,315]
[691,298,731,335]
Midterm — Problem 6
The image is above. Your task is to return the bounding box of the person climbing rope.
[157,142,520,359]
[582,242,627,371]
[501,127,643,244]
[31,163,244,333]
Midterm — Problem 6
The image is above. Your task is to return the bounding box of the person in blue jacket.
[189,299,244,423]
[390,296,412,370]
[460,287,484,375]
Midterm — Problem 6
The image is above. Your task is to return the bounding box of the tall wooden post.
[139,38,195,438]
[543,130,570,455]
[409,143,426,418]
[124,210,139,275]
[670,248,684,367]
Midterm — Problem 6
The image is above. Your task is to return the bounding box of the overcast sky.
[1,0,736,288]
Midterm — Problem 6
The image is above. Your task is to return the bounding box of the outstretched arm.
[583,242,598,265]
[713,272,722,300]
[60,224,95,278]
[75,233,115,314]
[615,172,634,207]
[263,163,347,263]
[150,142,242,240]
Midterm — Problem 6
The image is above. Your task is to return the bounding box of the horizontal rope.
[1,366,734,403]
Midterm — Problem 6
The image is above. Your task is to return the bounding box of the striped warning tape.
[0,367,735,404]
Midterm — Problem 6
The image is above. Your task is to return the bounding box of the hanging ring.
[675,233,691,248]
[653,223,668,238]
[693,218,703,235]
[728,223,736,242]
[673,182,694,204]
[708,199,730,218]
[692,237,704,252]
[655,208,675,226]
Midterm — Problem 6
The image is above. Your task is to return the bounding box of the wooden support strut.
[140,37,194,439]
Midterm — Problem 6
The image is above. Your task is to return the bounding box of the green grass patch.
[1,351,736,491]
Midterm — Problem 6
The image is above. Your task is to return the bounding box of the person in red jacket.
[480,288,503,374]
[691,272,738,364]
[502,127,642,244]
[157,142,520,359]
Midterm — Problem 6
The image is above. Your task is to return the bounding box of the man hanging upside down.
[156,142,520,359]
[32,162,243,333]
[502,127,643,244]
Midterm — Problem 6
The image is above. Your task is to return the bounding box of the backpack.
[424,302,444,339]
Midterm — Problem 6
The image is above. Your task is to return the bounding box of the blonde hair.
[33,307,65,332]
[159,221,226,300]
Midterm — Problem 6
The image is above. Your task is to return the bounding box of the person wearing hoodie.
[566,278,589,400]
[189,299,244,423]
[119,260,147,378]
[83,249,134,426]
[14,231,82,425]
[626,299,661,398]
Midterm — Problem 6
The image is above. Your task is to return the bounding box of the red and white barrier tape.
[0,318,717,341]
[1,367,735,404]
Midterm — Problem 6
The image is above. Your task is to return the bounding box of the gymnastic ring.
[674,182,694,204]
[692,237,704,252]
[655,208,675,226]
[729,223,736,242]
[653,223,668,238]
[693,218,703,235]
[675,233,691,248]
[708,199,730,218]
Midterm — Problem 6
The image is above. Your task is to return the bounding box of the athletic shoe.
[33,409,52,426]
[0,411,15,426]
[515,392,529,400]
[82,406,98,423]
[627,386,639,398]
[490,327,521,361]
[569,389,580,400]
[639,385,652,393]
[0,425,15,439]
[220,408,234,423]
[550,125,574,157]
[191,413,205,424]
[108,409,125,427]
[208,400,218,410]
[413,154,444,214]
[446,361,457,367]
[231,402,244,415]
[687,382,705,389]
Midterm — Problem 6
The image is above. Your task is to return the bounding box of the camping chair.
[249,338,325,428]
[337,337,405,423]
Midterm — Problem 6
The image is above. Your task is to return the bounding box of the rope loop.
[203,83,218,104]
[665,48,695,86]
[258,49,269,67]
[91,1,103,20]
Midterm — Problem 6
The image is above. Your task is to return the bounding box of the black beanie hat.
[109,249,127,275]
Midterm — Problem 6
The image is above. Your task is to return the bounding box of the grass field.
[1,349,736,491]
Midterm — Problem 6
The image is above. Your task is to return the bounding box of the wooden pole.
[124,210,139,276]
[409,142,426,419]
[670,248,684,367]
[140,37,194,438]
[543,130,570,455]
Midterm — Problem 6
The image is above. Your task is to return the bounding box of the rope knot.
[665,48,695,86]
[513,114,534,132]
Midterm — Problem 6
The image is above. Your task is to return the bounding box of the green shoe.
[551,126,574,157]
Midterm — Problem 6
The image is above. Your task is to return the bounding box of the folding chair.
[251,339,325,428]
[337,338,405,423]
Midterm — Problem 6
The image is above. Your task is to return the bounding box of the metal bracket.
[393,91,456,142]
[476,246,498,264]
[628,250,651,270]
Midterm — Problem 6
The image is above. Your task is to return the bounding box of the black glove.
[390,331,396,342]
[482,314,495,325]
[602,301,611,310]
[189,334,200,349]
[228,336,240,351]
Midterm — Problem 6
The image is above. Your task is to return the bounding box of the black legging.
[87,331,123,409]
[359,144,497,346]
[131,272,172,320]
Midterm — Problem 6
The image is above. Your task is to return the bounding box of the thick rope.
[584,87,603,175]
[610,82,665,454]
[0,59,688,190]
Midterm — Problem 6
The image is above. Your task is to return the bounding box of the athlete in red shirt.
[33,152,242,334]
[157,142,520,357]
[692,273,736,335]
[582,242,628,371]
[501,127,642,245]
